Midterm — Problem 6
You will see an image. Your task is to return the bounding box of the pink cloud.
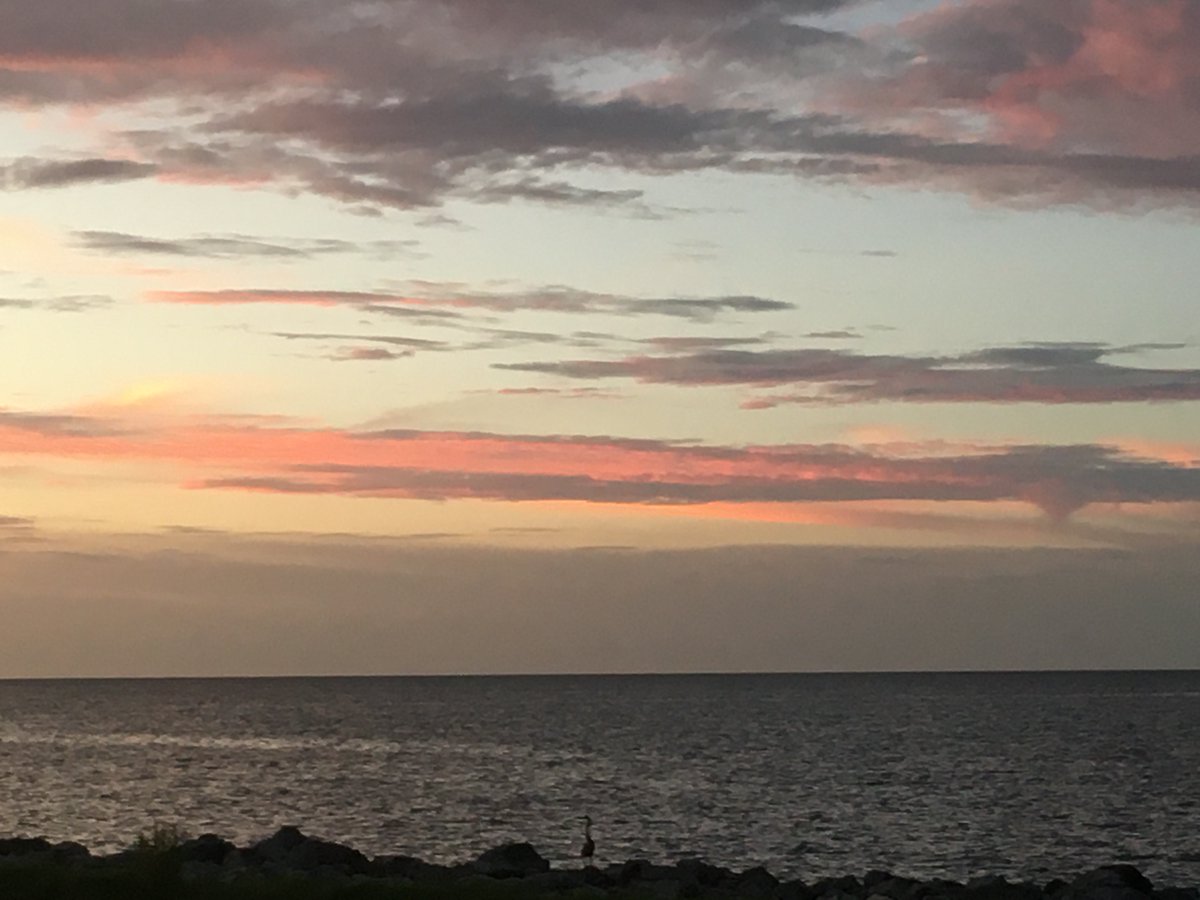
[1,406,1197,519]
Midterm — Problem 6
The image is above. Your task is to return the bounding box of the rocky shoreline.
[1,827,1197,900]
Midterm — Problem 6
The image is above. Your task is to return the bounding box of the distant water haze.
[1,671,1198,883]
[1,540,1198,677]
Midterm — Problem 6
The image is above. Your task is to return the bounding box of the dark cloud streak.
[501,342,1200,405]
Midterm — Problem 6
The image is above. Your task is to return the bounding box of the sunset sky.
[2,0,1198,676]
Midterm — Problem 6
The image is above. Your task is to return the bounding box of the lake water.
[0,671,1198,884]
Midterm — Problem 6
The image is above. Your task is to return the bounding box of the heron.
[579,815,595,867]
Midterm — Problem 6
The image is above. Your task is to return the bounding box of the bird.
[579,815,595,867]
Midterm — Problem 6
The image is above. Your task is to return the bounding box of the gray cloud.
[155,284,795,321]
[2,158,157,189]
[1,295,113,313]
[198,440,1200,520]
[73,231,421,261]
[2,0,1196,212]
[270,332,449,351]
[0,410,123,438]
[327,347,412,362]
[500,342,1200,405]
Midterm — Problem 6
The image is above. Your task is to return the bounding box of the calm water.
[0,672,1198,884]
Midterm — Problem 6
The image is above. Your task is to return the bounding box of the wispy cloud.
[501,342,1200,405]
[2,406,1196,519]
[73,231,421,261]
[150,284,795,321]
[2,158,157,189]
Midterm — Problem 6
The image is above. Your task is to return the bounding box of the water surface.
[0,671,1197,883]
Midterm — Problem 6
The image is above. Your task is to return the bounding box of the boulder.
[371,853,453,881]
[613,858,679,885]
[51,841,90,862]
[178,833,236,865]
[814,874,866,898]
[965,874,1044,900]
[676,858,735,888]
[1060,866,1154,900]
[471,841,550,878]
[1155,889,1200,900]
[287,837,371,875]
[780,880,817,900]
[249,825,307,863]
[1081,867,1154,896]
[735,865,781,898]
[0,837,54,858]
[866,872,900,890]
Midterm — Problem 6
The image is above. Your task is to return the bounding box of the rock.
[287,837,371,875]
[1155,889,1200,900]
[780,879,817,900]
[1083,867,1154,896]
[471,842,550,878]
[676,858,735,888]
[815,874,866,898]
[521,870,589,892]
[250,825,307,863]
[371,853,453,880]
[735,865,781,898]
[866,872,899,890]
[0,837,54,857]
[964,875,1043,900]
[1061,866,1154,900]
[178,833,236,865]
[872,876,926,900]
[180,860,224,882]
[613,858,679,885]
[51,841,91,862]
[222,848,252,871]
[582,865,617,889]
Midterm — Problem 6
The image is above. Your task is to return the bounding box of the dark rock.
[1155,889,1200,900]
[736,865,781,898]
[676,858,735,888]
[642,878,685,898]
[1060,866,1154,900]
[872,875,925,900]
[965,875,1043,900]
[1081,867,1154,896]
[180,860,224,882]
[287,837,371,875]
[613,858,679,885]
[867,872,899,890]
[222,849,252,871]
[178,833,236,865]
[472,842,550,878]
[583,865,617,889]
[51,841,90,862]
[250,825,307,863]
[815,874,866,898]
[521,870,588,892]
[780,879,817,900]
[0,837,54,857]
[371,853,450,880]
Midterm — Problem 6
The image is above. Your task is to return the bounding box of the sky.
[1,0,1198,677]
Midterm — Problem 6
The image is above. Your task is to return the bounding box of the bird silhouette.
[580,815,595,867]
